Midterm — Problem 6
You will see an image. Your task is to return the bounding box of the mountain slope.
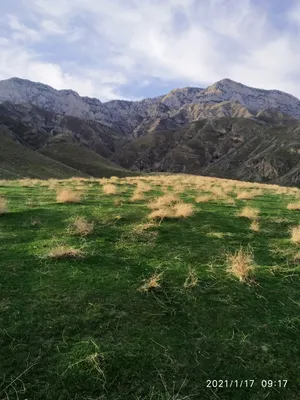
[0,130,88,179]
[39,134,134,178]
[112,118,300,185]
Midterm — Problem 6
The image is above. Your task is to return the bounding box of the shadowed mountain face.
[0,77,300,184]
[111,118,300,185]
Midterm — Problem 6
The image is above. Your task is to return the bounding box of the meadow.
[0,174,300,399]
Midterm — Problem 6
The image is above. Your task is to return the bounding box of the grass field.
[0,174,300,399]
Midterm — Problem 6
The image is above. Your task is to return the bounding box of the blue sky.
[1,0,300,101]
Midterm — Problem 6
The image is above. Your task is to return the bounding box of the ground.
[0,174,300,400]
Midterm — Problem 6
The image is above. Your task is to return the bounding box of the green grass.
[39,137,136,178]
[0,134,89,179]
[0,176,300,399]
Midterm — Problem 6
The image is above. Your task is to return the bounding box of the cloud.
[0,0,300,100]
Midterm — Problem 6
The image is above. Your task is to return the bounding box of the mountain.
[0,76,300,184]
[0,106,134,179]
[1,77,300,135]
[112,118,300,185]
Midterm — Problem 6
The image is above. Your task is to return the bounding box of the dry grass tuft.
[239,206,259,220]
[148,194,180,209]
[136,182,152,192]
[133,222,158,233]
[0,197,8,215]
[148,208,174,221]
[237,191,255,200]
[291,225,300,244]
[48,246,84,259]
[236,189,263,200]
[250,220,260,232]
[70,217,94,236]
[184,268,198,288]
[56,189,82,203]
[195,195,214,203]
[114,199,123,207]
[294,252,300,262]
[226,248,255,282]
[172,202,194,218]
[139,272,163,292]
[131,191,145,202]
[287,202,300,211]
[103,184,117,195]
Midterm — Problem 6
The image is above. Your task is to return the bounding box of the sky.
[1,0,300,101]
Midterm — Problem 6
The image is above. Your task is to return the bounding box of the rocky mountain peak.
[1,77,300,135]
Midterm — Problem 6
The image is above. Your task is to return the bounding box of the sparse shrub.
[0,197,8,215]
[139,272,163,292]
[48,246,84,259]
[56,189,82,203]
[287,202,300,211]
[227,248,255,282]
[239,206,259,220]
[70,217,94,236]
[103,184,117,195]
[291,226,300,244]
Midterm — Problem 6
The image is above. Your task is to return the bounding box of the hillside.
[112,118,300,185]
[39,135,135,178]
[0,131,88,179]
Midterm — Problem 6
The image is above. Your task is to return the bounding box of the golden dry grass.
[287,202,300,211]
[239,206,259,220]
[250,220,260,232]
[148,194,180,209]
[184,268,198,288]
[236,189,263,200]
[291,226,300,244]
[56,189,82,203]
[136,182,152,192]
[195,195,214,203]
[48,246,84,259]
[70,217,94,236]
[102,184,117,195]
[226,248,255,282]
[0,197,8,215]
[172,202,194,218]
[148,208,174,221]
[131,191,145,202]
[236,191,255,200]
[133,222,158,233]
[139,272,163,292]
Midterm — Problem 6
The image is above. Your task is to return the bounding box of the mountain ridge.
[1,77,300,135]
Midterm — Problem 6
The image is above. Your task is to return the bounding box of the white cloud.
[1,0,300,99]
